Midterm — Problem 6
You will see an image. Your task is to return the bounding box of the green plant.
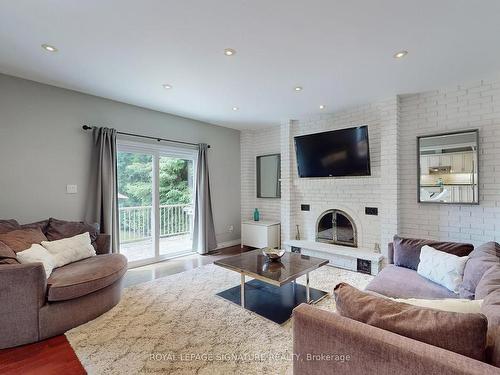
[117,153,193,208]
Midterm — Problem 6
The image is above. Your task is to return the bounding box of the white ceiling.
[1,1,500,130]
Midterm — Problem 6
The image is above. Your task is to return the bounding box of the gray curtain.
[192,144,217,254]
[86,127,119,252]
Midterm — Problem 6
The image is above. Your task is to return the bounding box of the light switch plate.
[66,184,78,194]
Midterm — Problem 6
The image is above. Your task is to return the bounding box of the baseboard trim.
[215,239,241,250]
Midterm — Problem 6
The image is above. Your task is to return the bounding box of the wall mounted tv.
[294,125,371,178]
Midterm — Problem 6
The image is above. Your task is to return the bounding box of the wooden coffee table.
[214,249,329,324]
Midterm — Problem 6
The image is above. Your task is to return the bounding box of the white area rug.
[66,264,373,375]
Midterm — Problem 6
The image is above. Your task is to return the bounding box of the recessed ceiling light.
[224,48,236,56]
[393,50,408,59]
[319,105,326,110]
[232,107,239,111]
[162,84,172,89]
[41,44,58,52]
[294,86,303,92]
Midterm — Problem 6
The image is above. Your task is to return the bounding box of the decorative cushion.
[417,245,469,293]
[459,242,500,299]
[0,228,48,252]
[16,244,56,278]
[46,218,99,248]
[0,241,19,264]
[391,297,483,313]
[47,254,127,301]
[0,219,20,234]
[20,219,50,234]
[365,264,458,299]
[476,264,500,300]
[41,232,96,268]
[479,283,500,366]
[334,283,488,361]
[393,235,473,270]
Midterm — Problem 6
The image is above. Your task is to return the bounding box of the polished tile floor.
[124,245,250,288]
[119,234,192,263]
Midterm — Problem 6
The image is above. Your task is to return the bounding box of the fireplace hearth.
[316,209,357,247]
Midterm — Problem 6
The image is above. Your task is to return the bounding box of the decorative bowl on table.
[262,247,285,261]
[261,260,285,275]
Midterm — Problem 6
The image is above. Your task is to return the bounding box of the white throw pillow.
[417,245,469,293]
[16,244,56,278]
[391,297,483,313]
[41,232,96,268]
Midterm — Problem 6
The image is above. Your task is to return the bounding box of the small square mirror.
[418,130,479,204]
[257,154,281,198]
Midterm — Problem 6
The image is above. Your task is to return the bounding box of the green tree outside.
[117,152,193,207]
[117,152,194,241]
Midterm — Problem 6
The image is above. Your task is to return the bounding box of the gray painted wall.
[0,74,241,245]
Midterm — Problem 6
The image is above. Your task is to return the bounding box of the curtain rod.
[82,125,210,148]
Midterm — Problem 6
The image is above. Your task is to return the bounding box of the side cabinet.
[241,220,281,249]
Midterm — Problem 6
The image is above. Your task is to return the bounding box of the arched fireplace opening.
[316,209,357,247]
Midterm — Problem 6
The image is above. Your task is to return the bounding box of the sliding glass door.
[117,141,196,266]
[117,150,155,262]
[158,155,194,256]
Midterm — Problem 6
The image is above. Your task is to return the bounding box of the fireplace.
[316,209,357,247]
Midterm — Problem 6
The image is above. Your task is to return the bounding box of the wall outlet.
[228,225,234,232]
[66,184,78,194]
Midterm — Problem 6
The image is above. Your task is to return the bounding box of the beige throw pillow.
[17,244,56,277]
[391,297,483,313]
[417,245,469,293]
[41,232,96,268]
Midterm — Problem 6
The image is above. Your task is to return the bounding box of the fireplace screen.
[316,209,357,247]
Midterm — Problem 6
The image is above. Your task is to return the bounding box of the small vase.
[253,208,260,221]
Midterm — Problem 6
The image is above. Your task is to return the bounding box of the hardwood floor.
[123,245,251,288]
[0,336,85,375]
[0,245,251,375]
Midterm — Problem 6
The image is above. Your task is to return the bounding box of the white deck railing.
[119,204,192,243]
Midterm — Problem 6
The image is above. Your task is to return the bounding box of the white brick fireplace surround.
[241,76,500,262]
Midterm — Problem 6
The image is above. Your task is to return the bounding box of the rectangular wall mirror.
[418,130,479,204]
[257,154,281,198]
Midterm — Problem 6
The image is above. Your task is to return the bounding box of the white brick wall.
[288,98,398,254]
[280,120,296,243]
[242,100,398,258]
[241,77,500,256]
[399,79,500,245]
[240,126,281,222]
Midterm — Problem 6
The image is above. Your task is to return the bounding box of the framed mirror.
[257,154,281,198]
[418,130,479,204]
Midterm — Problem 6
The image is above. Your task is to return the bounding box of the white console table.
[241,220,280,249]
[284,240,383,275]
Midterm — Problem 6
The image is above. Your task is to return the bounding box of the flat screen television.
[294,125,371,177]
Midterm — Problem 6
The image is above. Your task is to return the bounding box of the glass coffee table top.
[214,249,329,286]
[214,249,329,324]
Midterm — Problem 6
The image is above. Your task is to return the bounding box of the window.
[117,140,197,266]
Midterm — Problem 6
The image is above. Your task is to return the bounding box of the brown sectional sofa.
[0,218,127,349]
[293,238,500,375]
